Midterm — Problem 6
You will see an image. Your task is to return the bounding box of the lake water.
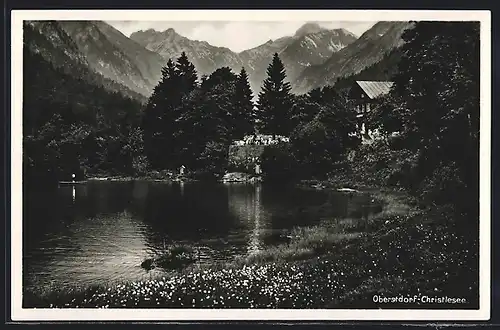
[23,181,382,291]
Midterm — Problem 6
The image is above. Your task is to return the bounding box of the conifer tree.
[170,52,201,169]
[256,53,294,136]
[142,58,180,169]
[233,67,255,139]
[176,51,198,93]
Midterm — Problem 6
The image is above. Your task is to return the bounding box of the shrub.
[417,162,472,212]
[132,155,150,176]
[227,144,265,174]
[195,141,229,180]
[141,245,197,271]
[260,142,297,182]
[348,139,418,188]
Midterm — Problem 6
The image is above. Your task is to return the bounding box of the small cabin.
[349,81,394,141]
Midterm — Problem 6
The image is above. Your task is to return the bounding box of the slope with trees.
[23,46,145,186]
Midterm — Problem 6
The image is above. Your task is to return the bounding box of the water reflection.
[23,181,383,291]
[248,185,262,254]
[180,180,185,196]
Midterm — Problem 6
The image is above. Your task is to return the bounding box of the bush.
[132,155,150,176]
[260,142,297,182]
[417,162,473,213]
[228,144,265,174]
[348,139,418,188]
[290,120,335,179]
[141,245,196,271]
[196,141,229,180]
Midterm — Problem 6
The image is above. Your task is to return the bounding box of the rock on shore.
[222,172,262,183]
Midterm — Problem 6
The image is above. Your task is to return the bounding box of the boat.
[58,180,87,185]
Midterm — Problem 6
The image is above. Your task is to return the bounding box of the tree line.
[141,51,361,180]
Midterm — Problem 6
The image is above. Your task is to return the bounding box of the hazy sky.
[106,21,376,52]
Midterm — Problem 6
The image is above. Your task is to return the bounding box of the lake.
[23,180,382,291]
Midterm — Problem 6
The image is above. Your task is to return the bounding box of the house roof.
[355,81,394,99]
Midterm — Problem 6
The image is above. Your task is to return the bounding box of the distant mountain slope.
[333,47,402,92]
[130,28,243,77]
[23,42,144,182]
[292,21,413,94]
[279,27,358,82]
[25,21,147,102]
[130,23,357,95]
[238,36,295,92]
[57,21,165,96]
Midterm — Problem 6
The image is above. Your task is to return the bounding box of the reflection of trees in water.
[140,182,237,252]
[248,185,263,254]
[82,181,137,217]
[126,180,149,216]
[24,184,93,250]
[257,185,333,229]
[225,184,268,254]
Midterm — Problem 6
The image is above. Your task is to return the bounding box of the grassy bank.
[23,187,478,309]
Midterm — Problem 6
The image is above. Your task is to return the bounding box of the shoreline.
[22,184,478,309]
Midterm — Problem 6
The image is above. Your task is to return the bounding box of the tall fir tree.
[175,67,236,171]
[170,52,202,169]
[142,58,180,170]
[176,51,198,93]
[233,67,255,139]
[256,53,294,137]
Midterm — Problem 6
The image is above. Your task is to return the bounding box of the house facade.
[349,80,394,142]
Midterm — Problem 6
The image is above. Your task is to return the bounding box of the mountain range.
[292,21,414,94]
[24,20,413,101]
[129,22,358,94]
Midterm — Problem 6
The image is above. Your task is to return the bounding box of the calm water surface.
[23,181,382,290]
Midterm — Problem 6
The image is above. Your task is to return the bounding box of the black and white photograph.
[10,9,491,321]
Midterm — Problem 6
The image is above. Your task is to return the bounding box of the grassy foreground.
[23,188,478,309]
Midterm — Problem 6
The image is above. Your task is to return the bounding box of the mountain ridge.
[25,21,148,102]
[130,23,358,94]
[28,21,410,99]
[292,21,413,94]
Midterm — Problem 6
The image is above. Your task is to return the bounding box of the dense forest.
[23,47,145,184]
[23,21,480,218]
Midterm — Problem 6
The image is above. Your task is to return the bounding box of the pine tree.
[256,53,294,137]
[170,52,202,169]
[175,67,236,170]
[197,67,237,145]
[233,67,255,139]
[176,51,198,93]
[142,58,180,169]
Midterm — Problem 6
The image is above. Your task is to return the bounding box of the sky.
[106,21,377,52]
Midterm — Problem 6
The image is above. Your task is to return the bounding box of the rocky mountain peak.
[163,27,176,35]
[294,22,327,38]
